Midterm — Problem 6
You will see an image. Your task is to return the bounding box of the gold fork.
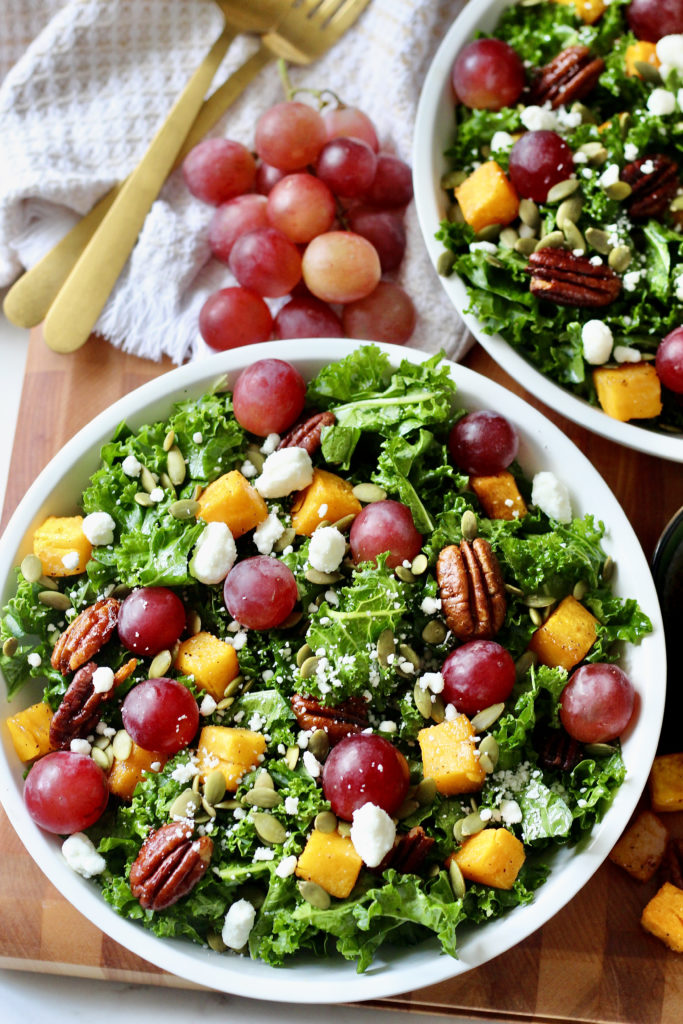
[13,0,372,352]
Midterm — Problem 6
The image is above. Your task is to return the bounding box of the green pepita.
[2,637,18,657]
[534,231,565,251]
[413,682,433,719]
[214,798,240,811]
[505,582,524,597]
[332,514,357,532]
[192,772,201,794]
[584,742,617,757]
[169,498,199,520]
[602,555,615,581]
[670,196,683,213]
[608,245,632,272]
[20,554,43,583]
[216,696,233,710]
[633,60,661,84]
[449,858,466,899]
[604,181,632,201]
[476,223,502,242]
[441,169,467,190]
[570,101,596,124]
[585,227,613,255]
[279,610,303,629]
[411,553,428,576]
[204,769,227,807]
[396,798,420,820]
[134,492,153,508]
[167,447,186,487]
[224,675,244,698]
[460,811,486,837]
[546,179,580,203]
[578,142,608,165]
[159,472,175,493]
[437,250,456,276]
[245,446,265,474]
[573,580,589,601]
[529,606,544,626]
[498,227,519,250]
[556,196,583,229]
[300,655,321,680]
[111,729,133,762]
[479,733,500,770]
[308,729,330,761]
[524,593,556,608]
[296,643,313,669]
[314,810,337,834]
[395,565,416,583]
[207,932,227,953]
[304,567,342,585]
[38,575,58,591]
[38,590,71,611]
[430,695,445,724]
[298,880,331,910]
[337,820,352,838]
[470,702,505,733]
[245,787,283,809]
[562,221,585,253]
[416,777,437,805]
[397,643,421,678]
[169,789,202,819]
[461,509,478,541]
[252,812,286,845]
[273,526,296,552]
[162,429,175,452]
[519,198,540,230]
[285,745,300,771]
[148,649,172,678]
[514,650,537,681]
[255,770,274,790]
[91,747,110,771]
[447,202,465,225]
[352,482,387,504]
[140,466,158,494]
[422,619,447,645]
[514,236,537,256]
[92,735,111,750]
[201,796,217,819]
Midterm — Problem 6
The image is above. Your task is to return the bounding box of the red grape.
[255,161,286,194]
[451,38,525,110]
[232,358,307,435]
[323,106,379,151]
[229,226,302,298]
[223,556,298,630]
[508,131,574,203]
[266,173,336,243]
[274,296,343,339]
[208,195,269,263]
[448,410,519,475]
[316,137,378,199]
[24,751,109,834]
[349,499,423,568]
[254,101,326,172]
[656,326,683,393]
[122,678,199,755]
[441,640,516,716]
[342,281,416,344]
[347,206,406,272]
[364,154,413,208]
[627,0,683,42]
[559,663,635,743]
[182,138,256,205]
[118,587,186,656]
[322,733,410,820]
[199,287,273,351]
[302,231,381,303]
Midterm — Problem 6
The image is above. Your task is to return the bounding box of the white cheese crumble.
[200,693,217,716]
[308,526,346,573]
[240,459,257,479]
[61,833,106,878]
[350,802,396,868]
[70,738,92,755]
[647,88,676,116]
[623,269,643,292]
[284,796,299,814]
[490,130,514,152]
[260,433,280,455]
[27,652,42,668]
[420,596,442,615]
[581,319,613,364]
[189,521,236,585]
[303,750,322,778]
[192,431,203,444]
[170,758,199,784]
[418,671,444,694]
[500,799,523,825]
[253,512,285,555]
[599,164,620,188]
[222,899,256,950]
[149,487,164,503]
[82,511,115,546]
[613,345,642,363]
[656,35,683,71]
[61,550,80,570]
[121,455,142,477]
[275,854,298,878]
[520,105,557,131]
[92,666,115,694]
[531,471,572,524]
[255,447,313,498]
[469,241,498,254]
[624,142,639,161]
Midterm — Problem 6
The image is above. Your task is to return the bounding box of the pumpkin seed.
[308,729,330,761]
[111,729,133,761]
[162,429,175,452]
[92,734,111,750]
[314,810,337,834]
[570,101,596,124]
[245,787,283,809]
[546,179,580,203]
[411,553,428,576]
[476,223,502,242]
[523,593,556,608]
[169,498,199,520]
[352,482,387,503]
[562,221,585,253]
[397,643,421,678]
[38,575,58,590]
[192,772,201,793]
[139,466,158,494]
[505,582,524,597]
[298,880,331,910]
[20,554,43,583]
[314,519,331,531]
[91,747,110,771]
[484,251,504,268]
[224,675,244,698]
[304,567,342,585]
[296,643,313,669]
[573,580,589,601]
[479,734,500,771]
[207,932,227,953]
[453,819,466,843]
[529,606,544,626]
[416,777,437,805]
[396,798,420,820]
[255,770,274,790]
[441,169,468,190]
[2,637,18,657]
[201,796,217,818]
[437,250,456,276]
[285,745,300,770]
[449,858,466,899]
[192,483,203,502]
[38,590,71,610]
[280,609,303,629]
[300,655,321,680]
[448,204,465,227]
[585,227,613,255]
[273,527,296,552]
[556,196,583,229]
[470,702,505,733]
[461,509,478,541]
[515,650,537,681]
[169,789,202,819]
[112,583,131,599]
[331,515,356,535]
[159,472,175,493]
[413,681,433,719]
[498,227,519,249]
[514,236,537,256]
[167,446,186,487]
[519,198,540,230]
[337,820,352,837]
[214,798,240,811]
[252,812,286,845]
[134,491,153,507]
[245,445,265,474]
[216,696,233,710]
[460,811,486,837]
[395,565,416,583]
[148,649,172,678]
[601,555,615,581]
[422,619,447,645]
[634,60,661,84]
[204,769,227,806]
[608,245,632,272]
[578,142,608,165]
[584,742,616,757]
[604,181,632,201]
[534,231,565,251]
[670,196,683,213]
[431,695,445,724]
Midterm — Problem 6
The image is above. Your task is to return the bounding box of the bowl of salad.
[0,339,664,1002]
[413,0,683,462]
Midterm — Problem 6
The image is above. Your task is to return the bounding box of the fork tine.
[321,0,372,34]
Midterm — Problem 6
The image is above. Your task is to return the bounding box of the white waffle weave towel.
[0,0,471,364]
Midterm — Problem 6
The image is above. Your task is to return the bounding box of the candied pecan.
[528,45,604,109]
[113,657,138,686]
[536,727,582,772]
[278,411,336,456]
[49,661,107,749]
[620,154,680,219]
[376,826,436,875]
[50,598,120,675]
[291,693,368,744]
[527,249,622,308]
[436,539,506,641]
[660,838,683,889]
[129,821,213,911]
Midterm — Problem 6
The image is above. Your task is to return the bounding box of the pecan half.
[620,154,680,219]
[528,45,604,108]
[49,661,107,749]
[436,539,506,641]
[51,598,120,675]
[661,838,683,889]
[278,411,336,456]
[113,657,138,686]
[376,826,436,875]
[527,249,622,308]
[291,693,368,744]
[536,727,582,772]
[129,821,213,911]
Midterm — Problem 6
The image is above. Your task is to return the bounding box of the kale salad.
[0,346,652,971]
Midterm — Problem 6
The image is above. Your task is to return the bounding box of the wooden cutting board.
[1,329,682,1022]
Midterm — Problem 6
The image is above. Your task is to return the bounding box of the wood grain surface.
[1,329,682,1021]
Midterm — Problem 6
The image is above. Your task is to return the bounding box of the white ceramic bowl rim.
[0,339,666,1003]
[412,0,683,464]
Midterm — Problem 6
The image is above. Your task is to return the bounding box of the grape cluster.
[182,98,416,350]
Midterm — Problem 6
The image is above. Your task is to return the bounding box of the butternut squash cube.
[33,515,92,577]
[455,161,519,234]
[593,364,663,423]
[418,716,485,796]
[641,882,683,953]
[470,471,528,521]
[649,752,683,813]
[554,0,606,25]
[196,470,268,537]
[454,827,526,889]
[528,595,598,671]
[6,701,54,762]
[295,828,363,898]
[291,468,361,537]
[196,725,267,792]
[174,631,239,702]
[609,810,669,881]
[625,41,660,77]
[108,743,167,801]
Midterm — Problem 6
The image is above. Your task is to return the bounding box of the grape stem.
[276,58,344,111]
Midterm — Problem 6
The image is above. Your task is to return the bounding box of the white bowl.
[0,339,666,1002]
[412,0,683,464]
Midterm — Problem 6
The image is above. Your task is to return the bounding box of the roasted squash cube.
[6,701,54,762]
[291,468,362,537]
[454,827,526,889]
[649,752,683,813]
[455,161,519,234]
[418,716,485,796]
[625,41,660,77]
[641,882,683,953]
[296,828,363,898]
[108,743,167,801]
[196,470,268,537]
[196,725,267,792]
[554,0,606,25]
[33,515,92,577]
[609,810,669,881]
[528,595,598,671]
[174,631,239,702]
[593,364,663,423]
[470,471,528,521]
